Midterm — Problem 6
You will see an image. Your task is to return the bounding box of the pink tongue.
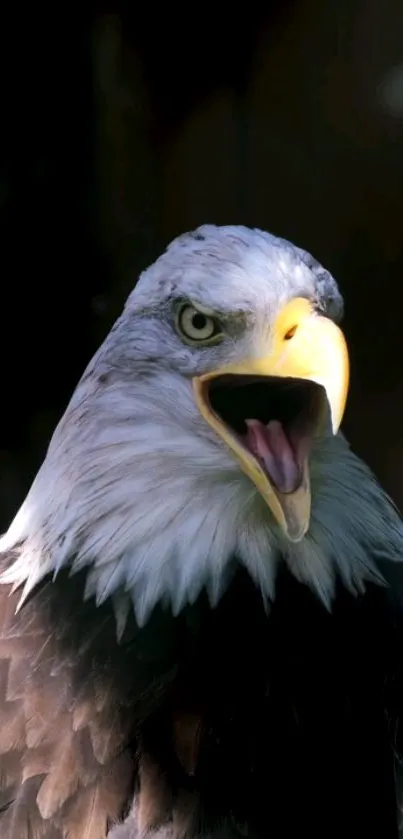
[244,419,300,494]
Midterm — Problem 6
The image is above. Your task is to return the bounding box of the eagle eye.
[175,302,223,346]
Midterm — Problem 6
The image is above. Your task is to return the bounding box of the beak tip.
[284,521,309,543]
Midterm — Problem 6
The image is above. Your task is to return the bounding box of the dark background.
[0,3,403,529]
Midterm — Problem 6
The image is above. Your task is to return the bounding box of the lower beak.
[192,298,349,542]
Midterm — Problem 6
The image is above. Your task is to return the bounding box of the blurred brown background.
[0,3,402,528]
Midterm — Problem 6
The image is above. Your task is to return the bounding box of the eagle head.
[1,225,402,629]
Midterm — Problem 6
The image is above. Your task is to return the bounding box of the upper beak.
[192,297,349,542]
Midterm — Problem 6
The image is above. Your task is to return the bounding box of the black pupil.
[192,312,208,331]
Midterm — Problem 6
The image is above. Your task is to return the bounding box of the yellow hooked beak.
[193,298,349,542]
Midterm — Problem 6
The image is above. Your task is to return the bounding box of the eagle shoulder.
[0,555,136,839]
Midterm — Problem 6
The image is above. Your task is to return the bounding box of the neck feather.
[1,372,402,632]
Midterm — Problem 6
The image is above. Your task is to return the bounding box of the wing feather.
[0,557,136,838]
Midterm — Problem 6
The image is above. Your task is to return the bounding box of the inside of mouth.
[207,375,326,494]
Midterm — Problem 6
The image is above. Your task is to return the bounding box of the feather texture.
[0,551,402,837]
[0,556,138,838]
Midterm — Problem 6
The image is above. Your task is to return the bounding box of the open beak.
[193,298,349,542]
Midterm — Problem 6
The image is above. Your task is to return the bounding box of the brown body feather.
[0,554,400,838]
[0,560,137,838]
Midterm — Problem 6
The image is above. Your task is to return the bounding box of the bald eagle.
[0,225,403,839]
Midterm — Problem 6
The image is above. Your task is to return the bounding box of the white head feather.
[1,225,402,630]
